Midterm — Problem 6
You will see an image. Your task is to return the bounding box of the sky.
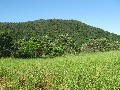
[0,0,120,35]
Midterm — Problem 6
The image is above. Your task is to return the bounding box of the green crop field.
[0,51,120,90]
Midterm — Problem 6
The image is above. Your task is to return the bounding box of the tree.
[0,32,13,57]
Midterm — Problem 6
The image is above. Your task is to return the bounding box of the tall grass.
[0,51,120,90]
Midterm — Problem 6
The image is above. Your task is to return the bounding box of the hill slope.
[0,19,120,43]
[0,19,120,58]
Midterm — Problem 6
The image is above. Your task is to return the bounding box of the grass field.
[0,51,120,90]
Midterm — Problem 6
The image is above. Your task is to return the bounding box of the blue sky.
[0,0,120,35]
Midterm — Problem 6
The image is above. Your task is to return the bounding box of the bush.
[54,34,77,54]
[0,32,13,57]
[12,37,38,58]
[81,38,120,52]
[12,36,65,58]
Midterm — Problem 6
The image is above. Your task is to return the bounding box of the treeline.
[0,32,77,58]
[0,19,120,58]
[0,32,120,58]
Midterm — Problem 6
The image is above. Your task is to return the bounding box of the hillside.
[0,19,120,43]
[0,19,120,58]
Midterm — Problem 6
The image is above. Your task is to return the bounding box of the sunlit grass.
[0,51,120,89]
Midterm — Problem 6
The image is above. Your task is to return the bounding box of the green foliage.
[0,51,120,89]
[13,37,39,58]
[0,32,13,57]
[81,38,120,52]
[0,32,76,58]
[0,19,120,42]
[54,34,77,54]
[0,19,120,58]
[12,35,66,58]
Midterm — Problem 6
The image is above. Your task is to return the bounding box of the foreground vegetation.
[0,51,120,90]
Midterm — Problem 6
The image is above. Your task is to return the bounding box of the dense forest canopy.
[0,19,120,41]
[0,19,120,58]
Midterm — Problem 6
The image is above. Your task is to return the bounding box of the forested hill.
[0,19,120,43]
[0,19,120,58]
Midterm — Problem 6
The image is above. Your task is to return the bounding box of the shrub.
[81,38,120,52]
[12,36,65,58]
[12,37,38,58]
[55,34,77,54]
[0,32,13,57]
